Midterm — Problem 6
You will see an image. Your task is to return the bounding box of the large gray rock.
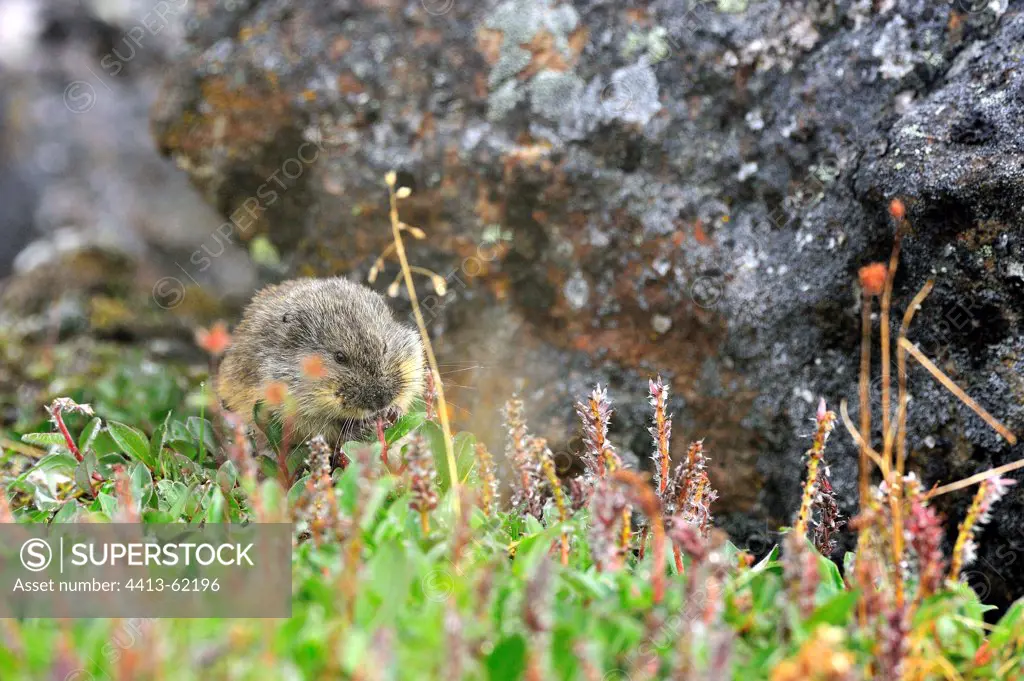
[152,0,1024,606]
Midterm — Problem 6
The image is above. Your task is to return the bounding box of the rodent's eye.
[333,351,349,364]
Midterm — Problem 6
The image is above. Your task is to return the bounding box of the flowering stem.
[651,379,670,495]
[794,400,836,539]
[949,483,987,582]
[540,450,570,566]
[590,400,608,477]
[475,442,499,517]
[620,507,632,556]
[424,370,437,421]
[387,175,460,514]
[858,293,872,510]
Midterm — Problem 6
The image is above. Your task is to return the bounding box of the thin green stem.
[387,178,460,513]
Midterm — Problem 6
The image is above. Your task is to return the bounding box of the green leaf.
[129,462,154,509]
[108,421,156,469]
[51,500,81,524]
[253,401,283,451]
[842,550,856,577]
[78,417,104,456]
[816,549,846,595]
[487,635,527,681]
[17,452,79,487]
[205,488,226,522]
[149,412,171,465]
[93,453,127,481]
[288,474,312,506]
[420,421,475,492]
[186,417,216,464]
[156,480,192,519]
[359,477,397,531]
[360,541,412,626]
[141,510,177,523]
[385,411,425,444]
[452,431,477,482]
[159,449,200,481]
[97,493,118,517]
[258,455,281,480]
[752,545,780,572]
[216,461,239,493]
[804,589,858,629]
[512,525,560,577]
[989,598,1024,652]
[256,479,285,517]
[522,515,544,536]
[287,445,308,476]
[74,461,94,495]
[21,432,69,448]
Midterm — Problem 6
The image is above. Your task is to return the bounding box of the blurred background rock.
[2,0,1024,609]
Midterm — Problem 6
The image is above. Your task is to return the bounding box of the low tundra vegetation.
[0,357,1020,680]
[1,193,1021,680]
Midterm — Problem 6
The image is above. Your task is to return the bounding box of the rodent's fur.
[216,277,425,444]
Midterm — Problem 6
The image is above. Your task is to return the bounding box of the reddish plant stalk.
[612,470,666,604]
[538,441,570,565]
[576,386,620,478]
[276,414,295,487]
[376,417,402,474]
[648,377,672,495]
[906,494,944,605]
[52,405,81,461]
[475,442,499,517]
[504,398,535,502]
[856,287,873,628]
[424,369,437,420]
[406,433,438,534]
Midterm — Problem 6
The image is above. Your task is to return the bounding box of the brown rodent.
[216,277,425,445]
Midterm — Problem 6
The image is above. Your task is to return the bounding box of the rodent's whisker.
[438,399,473,417]
[437,381,477,391]
[438,366,485,375]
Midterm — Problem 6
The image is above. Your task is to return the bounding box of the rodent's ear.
[280,309,310,332]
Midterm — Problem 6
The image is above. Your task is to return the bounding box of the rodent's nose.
[362,383,396,412]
